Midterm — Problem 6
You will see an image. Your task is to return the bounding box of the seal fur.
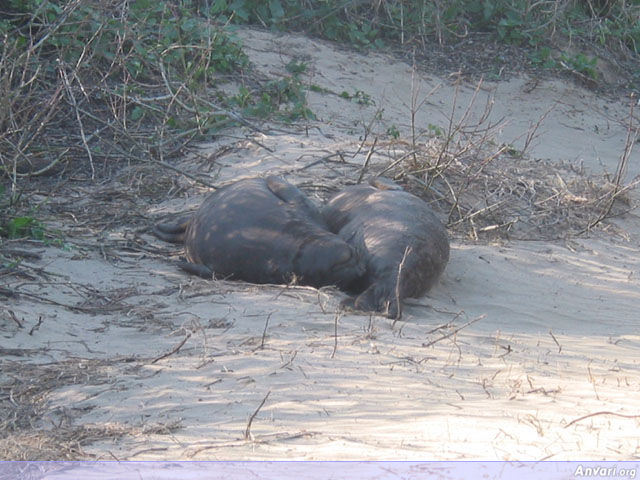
[322,178,450,319]
[154,176,365,289]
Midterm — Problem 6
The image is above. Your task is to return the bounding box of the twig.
[7,310,23,329]
[188,431,316,457]
[260,312,272,349]
[58,60,95,179]
[8,288,126,313]
[151,331,193,364]
[391,246,411,327]
[521,104,555,156]
[353,106,383,159]
[377,149,419,177]
[582,96,637,233]
[28,315,43,336]
[548,329,562,353]
[331,312,340,359]
[565,410,640,428]
[357,137,378,184]
[422,314,486,348]
[152,158,218,190]
[279,351,297,370]
[25,0,83,53]
[244,391,271,440]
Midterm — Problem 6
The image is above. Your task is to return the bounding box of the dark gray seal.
[154,176,365,289]
[322,178,450,319]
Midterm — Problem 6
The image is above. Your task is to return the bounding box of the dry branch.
[422,315,486,348]
[565,410,640,428]
[151,331,193,364]
[244,391,271,440]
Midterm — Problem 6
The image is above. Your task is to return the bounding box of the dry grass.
[0,0,247,200]
[0,357,181,460]
[354,78,639,241]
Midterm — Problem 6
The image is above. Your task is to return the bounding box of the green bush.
[206,0,640,61]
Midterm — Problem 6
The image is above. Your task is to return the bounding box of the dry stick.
[448,198,507,227]
[5,138,69,178]
[7,310,23,329]
[154,158,218,190]
[28,315,43,336]
[25,0,83,54]
[58,60,95,180]
[583,97,638,233]
[331,312,340,359]
[158,59,188,171]
[410,50,419,166]
[377,149,419,177]
[8,83,66,182]
[151,331,193,364]
[357,137,378,184]
[391,246,411,328]
[244,391,271,440]
[548,329,562,353]
[353,106,384,159]
[155,62,268,183]
[15,115,113,178]
[407,85,444,148]
[279,350,297,370]
[158,59,271,137]
[75,97,218,189]
[260,312,272,349]
[436,78,484,170]
[82,101,209,187]
[189,431,315,457]
[422,315,486,348]
[521,104,555,157]
[565,411,640,428]
[9,288,122,313]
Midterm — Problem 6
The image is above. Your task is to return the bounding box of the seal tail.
[153,214,192,243]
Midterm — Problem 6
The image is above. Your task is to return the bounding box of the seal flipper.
[177,260,214,279]
[153,214,192,243]
[351,281,402,320]
[265,176,326,227]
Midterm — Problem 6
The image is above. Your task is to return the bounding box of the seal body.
[322,178,450,319]
[154,176,365,289]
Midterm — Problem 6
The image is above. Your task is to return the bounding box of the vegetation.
[1,0,638,241]
[217,0,639,53]
[216,1,640,67]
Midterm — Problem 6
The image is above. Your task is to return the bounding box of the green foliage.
[206,0,638,79]
[1,0,316,199]
[386,125,400,139]
[339,90,374,106]
[427,124,445,138]
[2,216,45,240]
[559,52,599,79]
[2,0,248,82]
[285,60,308,75]
[530,46,556,68]
[230,63,315,122]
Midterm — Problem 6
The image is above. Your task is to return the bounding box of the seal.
[154,176,366,289]
[322,177,450,319]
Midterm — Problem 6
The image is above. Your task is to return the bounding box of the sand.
[1,27,639,461]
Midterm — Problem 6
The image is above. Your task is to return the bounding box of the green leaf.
[269,0,284,21]
[130,106,145,121]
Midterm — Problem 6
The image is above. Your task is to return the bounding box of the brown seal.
[154,176,365,289]
[322,178,450,319]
